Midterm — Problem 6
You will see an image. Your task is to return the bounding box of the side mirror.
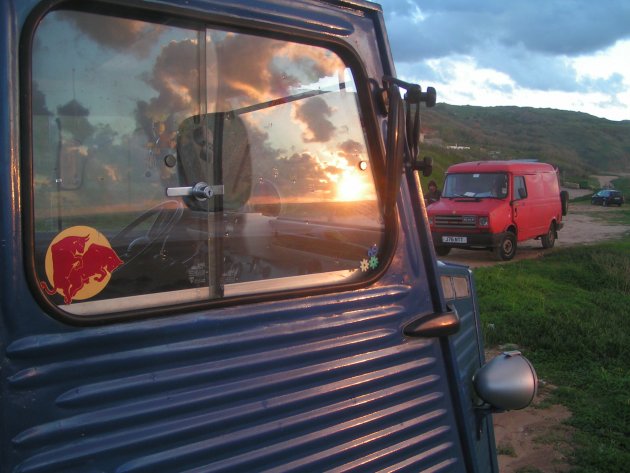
[176,112,252,212]
[414,156,433,177]
[382,76,436,220]
[473,350,537,411]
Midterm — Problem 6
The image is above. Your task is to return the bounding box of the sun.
[336,170,365,201]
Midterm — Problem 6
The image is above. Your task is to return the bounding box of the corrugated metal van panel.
[6,284,466,472]
[441,264,498,473]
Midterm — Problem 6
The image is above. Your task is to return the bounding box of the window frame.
[20,0,396,325]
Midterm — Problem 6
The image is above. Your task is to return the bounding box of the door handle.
[166,182,224,201]
[403,304,460,338]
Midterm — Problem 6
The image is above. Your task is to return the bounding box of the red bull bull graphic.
[40,226,123,304]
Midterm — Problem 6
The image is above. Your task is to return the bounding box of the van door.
[511,174,537,240]
[525,173,550,238]
[2,1,482,471]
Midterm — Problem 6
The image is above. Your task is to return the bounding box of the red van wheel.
[541,222,556,249]
[494,232,516,261]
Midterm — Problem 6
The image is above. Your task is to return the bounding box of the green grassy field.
[475,239,630,473]
[474,241,630,472]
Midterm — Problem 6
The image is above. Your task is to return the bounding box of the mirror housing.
[473,350,537,411]
[413,156,433,177]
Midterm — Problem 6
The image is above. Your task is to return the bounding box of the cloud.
[214,33,344,105]
[134,32,347,138]
[473,44,579,92]
[384,0,630,58]
[293,97,335,143]
[337,139,364,158]
[279,152,334,195]
[380,0,630,119]
[146,39,200,114]
[58,11,163,58]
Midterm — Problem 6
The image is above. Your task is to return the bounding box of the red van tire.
[560,190,569,216]
[435,246,451,256]
[541,222,556,249]
[494,232,516,261]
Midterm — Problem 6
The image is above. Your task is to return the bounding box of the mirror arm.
[382,80,405,221]
[382,76,436,107]
[382,76,436,175]
[474,404,505,441]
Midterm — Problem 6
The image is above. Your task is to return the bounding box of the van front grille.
[434,215,476,228]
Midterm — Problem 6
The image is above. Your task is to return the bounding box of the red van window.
[513,176,527,200]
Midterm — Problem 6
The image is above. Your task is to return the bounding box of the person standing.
[426,180,441,204]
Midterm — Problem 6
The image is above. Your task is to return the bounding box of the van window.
[443,172,508,199]
[513,176,527,200]
[29,9,384,317]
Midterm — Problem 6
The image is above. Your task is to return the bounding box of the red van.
[427,161,568,260]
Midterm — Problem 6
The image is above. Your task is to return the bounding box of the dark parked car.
[591,189,624,206]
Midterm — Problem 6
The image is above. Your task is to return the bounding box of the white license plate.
[442,236,467,244]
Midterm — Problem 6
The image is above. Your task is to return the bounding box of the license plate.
[442,236,467,244]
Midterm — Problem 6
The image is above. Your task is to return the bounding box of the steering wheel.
[111,200,184,264]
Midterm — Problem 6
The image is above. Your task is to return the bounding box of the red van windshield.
[443,172,508,199]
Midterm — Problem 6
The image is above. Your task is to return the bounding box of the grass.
[496,441,517,457]
[611,177,630,195]
[474,240,630,472]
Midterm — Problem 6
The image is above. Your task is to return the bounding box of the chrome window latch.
[166,182,224,201]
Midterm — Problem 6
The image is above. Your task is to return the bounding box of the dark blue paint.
[1,1,498,471]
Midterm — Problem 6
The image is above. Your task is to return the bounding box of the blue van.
[1,1,536,471]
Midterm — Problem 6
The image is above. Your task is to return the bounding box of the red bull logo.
[40,226,123,304]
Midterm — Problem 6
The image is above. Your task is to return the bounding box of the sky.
[379,0,630,121]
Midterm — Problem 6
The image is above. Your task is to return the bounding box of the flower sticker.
[369,256,379,270]
[359,245,379,272]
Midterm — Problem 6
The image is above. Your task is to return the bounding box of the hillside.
[419,104,630,183]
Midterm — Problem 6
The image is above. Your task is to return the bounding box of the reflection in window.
[31,10,384,315]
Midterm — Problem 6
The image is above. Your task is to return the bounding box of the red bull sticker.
[40,226,123,305]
